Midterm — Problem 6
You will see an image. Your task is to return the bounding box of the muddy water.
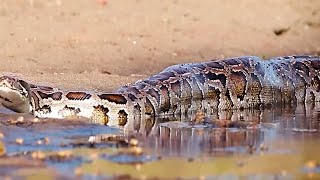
[0,104,319,179]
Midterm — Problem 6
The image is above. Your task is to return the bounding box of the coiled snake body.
[0,55,319,132]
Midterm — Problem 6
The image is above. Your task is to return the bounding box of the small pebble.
[236,160,245,167]
[0,132,4,139]
[305,160,319,169]
[129,138,139,147]
[187,157,194,162]
[17,116,24,122]
[16,138,24,145]
[32,118,39,123]
[36,140,42,145]
[31,151,46,160]
[259,143,268,151]
[44,137,50,144]
[88,136,97,143]
[74,167,83,176]
[131,147,143,155]
[135,163,141,171]
[57,150,72,159]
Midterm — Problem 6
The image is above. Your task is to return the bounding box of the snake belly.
[0,55,319,132]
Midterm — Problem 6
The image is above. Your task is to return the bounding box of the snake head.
[0,76,32,113]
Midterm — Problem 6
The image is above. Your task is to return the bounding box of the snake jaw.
[0,76,31,113]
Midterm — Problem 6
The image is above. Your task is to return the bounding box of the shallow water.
[0,104,319,179]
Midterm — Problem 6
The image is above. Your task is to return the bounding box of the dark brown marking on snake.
[39,105,51,114]
[293,61,310,76]
[310,60,320,70]
[145,97,155,115]
[181,79,192,100]
[311,76,320,92]
[206,61,224,69]
[98,94,127,104]
[66,92,92,100]
[150,73,172,81]
[29,84,37,88]
[191,77,203,99]
[170,80,181,98]
[194,73,206,84]
[37,91,48,99]
[204,72,227,87]
[173,67,190,75]
[310,91,316,102]
[118,110,128,126]
[206,86,220,102]
[238,57,251,68]
[133,104,141,131]
[279,62,290,71]
[92,105,109,125]
[229,71,246,101]
[159,71,175,79]
[188,63,206,70]
[126,86,141,94]
[63,105,81,114]
[29,91,40,111]
[254,62,265,77]
[146,88,160,103]
[38,85,54,91]
[127,93,138,101]
[160,85,170,112]
[293,55,313,59]
[134,83,147,90]
[143,79,158,86]
[51,92,63,101]
[224,59,240,66]
[225,90,234,108]
[144,116,156,136]
[247,73,262,104]
[36,91,62,101]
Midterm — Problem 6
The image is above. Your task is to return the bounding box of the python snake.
[0,55,319,132]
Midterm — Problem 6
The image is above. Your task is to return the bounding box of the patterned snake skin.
[0,55,319,132]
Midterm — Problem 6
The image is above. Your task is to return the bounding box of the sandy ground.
[0,0,319,91]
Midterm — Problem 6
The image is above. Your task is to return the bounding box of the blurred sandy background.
[0,0,319,91]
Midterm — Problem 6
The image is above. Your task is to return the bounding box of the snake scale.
[0,55,319,132]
